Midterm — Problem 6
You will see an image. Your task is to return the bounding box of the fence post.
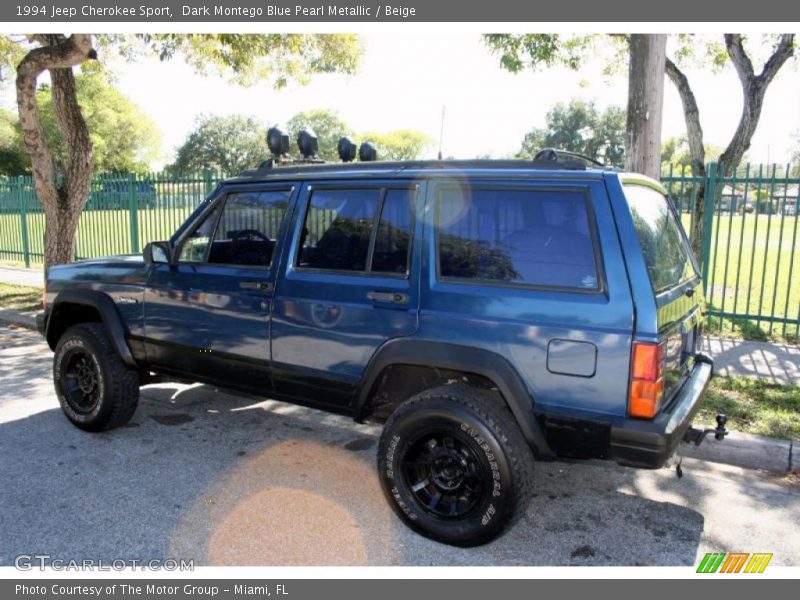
[700,162,718,286]
[128,172,139,253]
[17,176,31,268]
[203,168,213,197]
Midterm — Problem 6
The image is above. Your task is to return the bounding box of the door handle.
[239,280,273,293]
[367,290,409,304]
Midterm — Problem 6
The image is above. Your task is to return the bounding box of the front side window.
[436,187,600,290]
[178,189,290,266]
[208,191,289,266]
[179,204,221,263]
[623,184,696,294]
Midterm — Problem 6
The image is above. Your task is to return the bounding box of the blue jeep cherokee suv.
[38,149,716,547]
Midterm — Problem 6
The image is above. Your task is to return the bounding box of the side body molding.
[354,338,554,457]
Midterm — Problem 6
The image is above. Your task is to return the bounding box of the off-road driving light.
[266,127,289,157]
[628,341,665,419]
[359,141,377,162]
[337,136,357,162]
[297,129,318,158]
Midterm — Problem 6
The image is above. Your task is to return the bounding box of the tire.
[53,323,139,432]
[377,384,534,547]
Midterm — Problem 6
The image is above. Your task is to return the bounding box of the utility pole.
[625,34,667,179]
[438,105,446,160]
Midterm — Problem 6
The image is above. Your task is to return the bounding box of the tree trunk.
[15,34,95,268]
[625,34,667,179]
[665,58,707,260]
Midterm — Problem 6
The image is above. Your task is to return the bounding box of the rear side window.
[436,187,600,290]
[623,184,696,294]
[372,189,414,274]
[297,187,415,274]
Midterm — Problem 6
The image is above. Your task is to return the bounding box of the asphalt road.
[1,324,798,567]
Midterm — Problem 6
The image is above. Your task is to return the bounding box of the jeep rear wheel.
[53,323,139,431]
[377,384,534,546]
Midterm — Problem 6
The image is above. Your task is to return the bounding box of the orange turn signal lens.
[628,379,664,418]
[629,341,665,419]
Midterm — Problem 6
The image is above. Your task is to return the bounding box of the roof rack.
[234,129,605,179]
[534,148,609,169]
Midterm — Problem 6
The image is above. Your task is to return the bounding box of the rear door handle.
[367,290,409,304]
[239,280,273,293]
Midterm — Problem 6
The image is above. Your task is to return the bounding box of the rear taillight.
[628,341,665,419]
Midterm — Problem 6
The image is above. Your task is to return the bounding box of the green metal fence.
[663,163,800,341]
[0,171,219,266]
[0,164,799,340]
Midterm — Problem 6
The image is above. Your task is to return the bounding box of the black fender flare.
[355,338,554,457]
[46,288,137,369]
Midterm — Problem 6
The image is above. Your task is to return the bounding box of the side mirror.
[144,241,171,266]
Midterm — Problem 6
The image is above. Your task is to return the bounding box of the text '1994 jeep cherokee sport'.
[38,142,723,547]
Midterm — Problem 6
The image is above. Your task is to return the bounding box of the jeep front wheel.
[377,384,534,546]
[53,323,139,431]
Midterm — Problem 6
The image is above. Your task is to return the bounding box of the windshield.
[623,184,697,295]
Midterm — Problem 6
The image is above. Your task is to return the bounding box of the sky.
[3,33,799,167]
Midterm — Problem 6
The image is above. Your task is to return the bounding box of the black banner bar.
[3,579,800,600]
[2,0,799,23]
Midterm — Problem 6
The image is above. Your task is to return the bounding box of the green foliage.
[660,136,730,169]
[34,68,161,174]
[0,109,30,176]
[791,132,800,177]
[287,109,352,161]
[483,34,600,72]
[360,129,433,161]
[0,34,27,87]
[109,34,361,88]
[171,114,269,175]
[517,99,625,166]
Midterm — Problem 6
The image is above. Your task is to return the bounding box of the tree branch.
[719,33,795,174]
[757,33,795,85]
[665,58,705,172]
[724,34,754,87]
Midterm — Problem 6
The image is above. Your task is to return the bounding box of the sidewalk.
[0,265,44,288]
[702,336,800,386]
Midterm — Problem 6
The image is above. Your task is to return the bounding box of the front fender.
[46,288,137,369]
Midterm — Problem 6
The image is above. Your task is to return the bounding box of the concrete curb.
[680,431,795,473]
[0,307,37,330]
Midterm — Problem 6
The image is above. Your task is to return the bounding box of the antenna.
[438,105,446,160]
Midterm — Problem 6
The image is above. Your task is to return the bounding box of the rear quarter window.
[435,186,601,291]
[623,184,697,294]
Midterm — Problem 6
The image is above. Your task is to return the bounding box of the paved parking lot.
[1,325,799,567]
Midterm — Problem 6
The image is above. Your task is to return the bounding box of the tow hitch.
[675,414,728,478]
[683,413,729,446]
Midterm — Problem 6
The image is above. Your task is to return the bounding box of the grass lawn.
[697,376,800,440]
[680,213,800,343]
[0,282,41,312]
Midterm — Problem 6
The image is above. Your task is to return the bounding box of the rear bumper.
[609,355,714,469]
